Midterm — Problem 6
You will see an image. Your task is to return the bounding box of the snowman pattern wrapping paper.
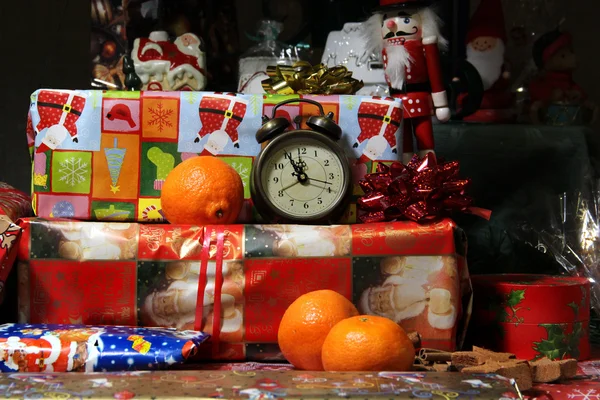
[0,324,209,373]
[27,90,402,223]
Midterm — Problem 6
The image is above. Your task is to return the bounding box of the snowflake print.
[147,102,174,132]
[58,157,89,187]
[231,162,250,187]
[568,390,600,400]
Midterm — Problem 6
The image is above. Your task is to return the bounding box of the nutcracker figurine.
[364,0,450,164]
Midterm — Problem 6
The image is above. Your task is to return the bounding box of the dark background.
[0,0,472,194]
[1,0,600,193]
[0,0,90,193]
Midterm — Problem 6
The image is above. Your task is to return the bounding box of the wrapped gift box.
[0,183,32,304]
[0,370,518,398]
[27,89,403,223]
[16,218,470,361]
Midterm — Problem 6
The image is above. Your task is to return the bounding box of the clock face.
[258,134,349,219]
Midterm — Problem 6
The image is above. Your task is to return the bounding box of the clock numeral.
[301,148,307,155]
[278,190,284,197]
[289,199,294,206]
[317,198,323,204]
[324,160,330,166]
[327,187,332,194]
[304,202,309,209]
[328,173,335,179]
[274,163,284,170]
[314,150,318,157]
[273,177,279,183]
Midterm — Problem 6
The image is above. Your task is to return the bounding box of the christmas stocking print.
[354,97,402,164]
[195,93,248,153]
[35,90,87,153]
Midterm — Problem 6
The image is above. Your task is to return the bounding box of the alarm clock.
[250,98,352,224]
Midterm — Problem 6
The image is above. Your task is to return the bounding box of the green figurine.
[123,56,142,91]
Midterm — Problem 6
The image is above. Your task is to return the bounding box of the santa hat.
[106,104,136,128]
[533,29,572,69]
[36,125,68,154]
[376,0,433,11]
[466,0,507,44]
[356,154,371,164]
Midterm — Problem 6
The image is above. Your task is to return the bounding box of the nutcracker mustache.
[383,27,419,39]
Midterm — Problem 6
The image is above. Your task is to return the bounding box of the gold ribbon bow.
[262,61,364,95]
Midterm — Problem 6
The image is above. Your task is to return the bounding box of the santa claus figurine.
[461,0,514,122]
[364,0,451,164]
[131,31,207,91]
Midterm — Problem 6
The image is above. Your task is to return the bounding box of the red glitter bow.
[357,153,491,224]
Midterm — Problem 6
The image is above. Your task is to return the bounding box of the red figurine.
[462,0,514,122]
[365,0,450,164]
[529,28,598,125]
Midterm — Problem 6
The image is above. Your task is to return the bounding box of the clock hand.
[292,171,308,183]
[281,180,301,191]
[307,177,332,185]
[285,152,303,174]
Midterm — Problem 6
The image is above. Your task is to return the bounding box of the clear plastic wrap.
[238,20,310,94]
[510,182,600,311]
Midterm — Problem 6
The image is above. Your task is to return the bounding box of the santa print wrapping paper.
[0,183,32,303]
[0,370,518,399]
[15,218,469,361]
[0,323,209,373]
[27,89,403,223]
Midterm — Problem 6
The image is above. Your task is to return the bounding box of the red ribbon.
[211,227,226,358]
[357,153,491,223]
[194,230,212,331]
[194,226,227,358]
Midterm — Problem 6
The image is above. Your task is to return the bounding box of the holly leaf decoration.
[533,324,568,360]
[533,323,583,360]
[506,289,525,307]
[567,301,579,316]
[567,322,583,360]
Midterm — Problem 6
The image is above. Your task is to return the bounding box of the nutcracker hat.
[376,0,434,11]
[533,28,572,69]
[466,0,507,44]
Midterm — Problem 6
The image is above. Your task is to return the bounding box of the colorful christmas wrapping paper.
[0,324,209,373]
[0,183,32,303]
[0,370,518,399]
[15,218,470,361]
[180,359,600,400]
[468,274,591,361]
[27,89,403,223]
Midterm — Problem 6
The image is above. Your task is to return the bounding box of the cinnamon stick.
[407,331,421,349]
[419,348,453,363]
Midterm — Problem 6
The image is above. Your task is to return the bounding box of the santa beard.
[466,40,505,90]
[384,45,412,90]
